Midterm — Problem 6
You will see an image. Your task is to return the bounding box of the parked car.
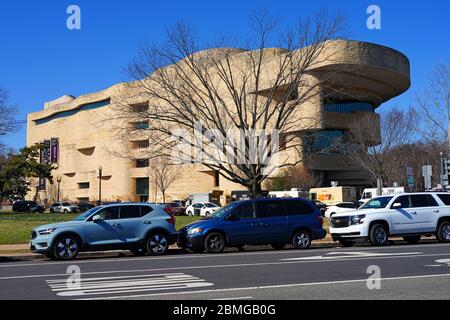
[49,202,79,214]
[12,200,45,213]
[161,202,186,216]
[186,202,221,217]
[178,198,326,253]
[324,202,362,218]
[30,203,178,260]
[77,202,95,213]
[314,201,327,216]
[330,192,450,247]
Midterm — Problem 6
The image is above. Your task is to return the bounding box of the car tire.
[146,232,169,255]
[52,235,80,260]
[205,211,210,217]
[338,240,354,247]
[204,232,226,253]
[271,243,286,250]
[403,235,421,244]
[130,248,147,256]
[436,221,450,243]
[63,209,69,214]
[291,230,312,249]
[369,223,389,246]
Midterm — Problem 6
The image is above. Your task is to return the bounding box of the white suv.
[330,192,450,246]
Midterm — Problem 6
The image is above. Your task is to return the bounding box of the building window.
[134,140,150,149]
[214,171,220,187]
[132,102,149,113]
[135,121,149,130]
[78,182,90,189]
[136,178,149,195]
[136,159,150,168]
[323,101,374,113]
[303,130,346,154]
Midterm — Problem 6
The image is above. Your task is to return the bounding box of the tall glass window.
[136,178,149,196]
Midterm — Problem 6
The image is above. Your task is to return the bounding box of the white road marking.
[46,273,213,297]
[84,272,450,300]
[435,258,450,265]
[1,252,450,281]
[210,296,253,300]
[1,242,449,269]
[280,251,423,261]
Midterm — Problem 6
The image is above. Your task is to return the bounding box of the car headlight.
[39,228,57,235]
[187,227,203,235]
[350,215,366,225]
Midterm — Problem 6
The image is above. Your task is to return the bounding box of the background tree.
[345,107,418,187]
[0,145,53,202]
[114,11,346,197]
[265,166,322,191]
[0,88,20,153]
[147,157,180,203]
[414,63,450,149]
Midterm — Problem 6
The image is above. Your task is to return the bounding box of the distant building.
[27,40,410,205]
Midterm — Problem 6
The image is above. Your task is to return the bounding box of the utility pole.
[98,166,103,205]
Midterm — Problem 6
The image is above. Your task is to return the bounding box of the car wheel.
[338,240,354,247]
[292,230,311,249]
[146,232,169,255]
[369,223,389,246]
[436,221,450,243]
[130,248,147,256]
[205,211,210,217]
[52,235,80,260]
[204,232,226,253]
[403,235,421,244]
[271,243,286,250]
[63,209,69,214]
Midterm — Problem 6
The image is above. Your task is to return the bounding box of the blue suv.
[178,198,326,253]
[30,203,177,260]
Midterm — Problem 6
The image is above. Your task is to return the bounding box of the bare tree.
[265,165,323,191]
[345,107,418,187]
[147,158,180,203]
[113,11,346,196]
[0,88,19,152]
[414,63,450,148]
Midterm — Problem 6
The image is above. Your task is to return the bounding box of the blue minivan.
[178,198,326,253]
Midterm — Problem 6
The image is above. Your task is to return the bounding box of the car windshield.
[73,207,100,221]
[204,203,217,208]
[360,196,393,209]
[210,202,238,219]
[62,202,71,206]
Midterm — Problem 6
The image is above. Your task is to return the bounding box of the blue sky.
[0,0,449,150]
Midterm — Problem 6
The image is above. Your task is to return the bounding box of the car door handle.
[111,223,121,227]
[433,210,440,213]
[409,211,417,215]
[143,220,152,224]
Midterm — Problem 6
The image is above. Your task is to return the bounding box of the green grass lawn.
[0,213,329,245]
[0,213,202,245]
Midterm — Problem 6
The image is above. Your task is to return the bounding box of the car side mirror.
[92,214,102,222]
[392,203,402,209]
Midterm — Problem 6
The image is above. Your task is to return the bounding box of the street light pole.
[98,166,103,205]
[56,176,62,202]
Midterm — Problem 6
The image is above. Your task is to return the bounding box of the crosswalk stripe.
[46,272,213,297]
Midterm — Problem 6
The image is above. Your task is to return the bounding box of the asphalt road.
[1,242,450,300]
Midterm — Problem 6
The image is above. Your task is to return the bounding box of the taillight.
[316,214,323,225]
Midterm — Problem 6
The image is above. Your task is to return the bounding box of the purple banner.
[51,138,59,163]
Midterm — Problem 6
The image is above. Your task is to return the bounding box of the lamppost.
[56,176,62,202]
[98,166,103,205]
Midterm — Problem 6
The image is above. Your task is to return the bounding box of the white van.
[361,187,405,203]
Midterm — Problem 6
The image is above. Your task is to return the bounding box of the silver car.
[50,202,79,214]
